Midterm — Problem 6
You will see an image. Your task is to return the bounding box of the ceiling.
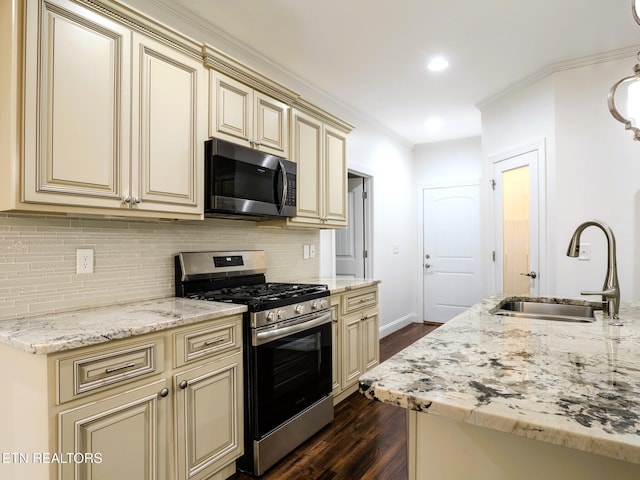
[159,0,640,145]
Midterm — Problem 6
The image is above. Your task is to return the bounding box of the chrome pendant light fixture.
[608,1,640,140]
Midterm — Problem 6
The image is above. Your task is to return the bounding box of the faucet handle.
[580,288,618,298]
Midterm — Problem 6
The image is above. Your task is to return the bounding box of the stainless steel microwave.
[204,138,296,219]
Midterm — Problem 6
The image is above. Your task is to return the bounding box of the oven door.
[249,310,332,438]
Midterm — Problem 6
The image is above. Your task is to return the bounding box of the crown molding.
[77,0,202,60]
[142,0,412,145]
[477,45,640,110]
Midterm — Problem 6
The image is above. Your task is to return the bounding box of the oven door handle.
[253,311,331,346]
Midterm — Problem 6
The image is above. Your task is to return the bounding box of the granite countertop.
[302,277,381,294]
[0,298,247,355]
[359,295,640,464]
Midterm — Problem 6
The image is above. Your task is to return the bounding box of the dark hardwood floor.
[230,322,439,480]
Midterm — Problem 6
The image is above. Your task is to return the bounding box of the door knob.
[424,263,432,269]
[520,271,537,279]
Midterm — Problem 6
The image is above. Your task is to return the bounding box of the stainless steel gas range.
[175,250,333,476]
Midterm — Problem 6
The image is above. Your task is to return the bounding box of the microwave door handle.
[277,159,287,213]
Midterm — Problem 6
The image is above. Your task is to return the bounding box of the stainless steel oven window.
[249,317,332,438]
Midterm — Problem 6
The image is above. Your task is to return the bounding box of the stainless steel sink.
[492,299,600,323]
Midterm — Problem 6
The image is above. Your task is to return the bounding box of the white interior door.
[336,177,365,277]
[493,147,541,295]
[423,184,481,323]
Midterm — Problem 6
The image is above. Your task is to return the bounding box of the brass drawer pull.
[105,362,136,374]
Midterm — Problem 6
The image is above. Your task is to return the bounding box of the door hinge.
[362,191,368,200]
[363,250,368,259]
[492,251,496,262]
[490,179,496,190]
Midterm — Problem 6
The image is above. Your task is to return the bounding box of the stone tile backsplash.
[0,213,319,321]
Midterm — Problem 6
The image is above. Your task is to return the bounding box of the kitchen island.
[359,296,640,480]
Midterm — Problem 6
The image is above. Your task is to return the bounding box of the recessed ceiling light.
[427,56,449,72]
[425,117,443,130]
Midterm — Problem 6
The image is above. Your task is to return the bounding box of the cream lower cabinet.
[3,0,205,219]
[0,315,243,480]
[174,352,243,480]
[58,379,170,480]
[288,108,349,228]
[331,285,380,404]
[209,70,290,158]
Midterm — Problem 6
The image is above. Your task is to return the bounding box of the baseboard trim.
[379,313,417,338]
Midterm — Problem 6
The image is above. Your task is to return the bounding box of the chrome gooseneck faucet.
[566,220,620,319]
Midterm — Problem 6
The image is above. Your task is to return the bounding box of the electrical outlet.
[309,245,316,258]
[76,248,94,274]
[578,243,591,261]
[303,245,310,260]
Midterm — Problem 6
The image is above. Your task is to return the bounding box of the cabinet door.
[290,109,323,225]
[362,311,380,372]
[254,91,289,158]
[174,352,243,480]
[323,124,348,226]
[209,72,253,146]
[341,313,363,389]
[58,379,169,480]
[131,33,204,216]
[23,0,131,209]
[330,296,341,396]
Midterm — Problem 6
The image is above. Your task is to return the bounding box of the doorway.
[492,141,545,295]
[421,183,481,323]
[336,172,370,278]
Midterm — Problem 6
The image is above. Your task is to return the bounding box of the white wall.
[413,137,483,185]
[481,77,556,296]
[554,57,640,300]
[348,124,416,336]
[481,55,640,301]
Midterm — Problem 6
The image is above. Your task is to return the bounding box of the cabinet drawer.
[58,338,164,404]
[342,287,378,315]
[174,315,242,368]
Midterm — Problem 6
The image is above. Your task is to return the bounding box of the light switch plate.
[303,245,310,260]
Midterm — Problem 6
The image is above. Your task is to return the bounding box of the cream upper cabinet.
[22,0,132,211]
[12,0,205,219]
[129,32,204,216]
[288,108,349,228]
[323,124,348,225]
[291,109,323,222]
[210,71,290,158]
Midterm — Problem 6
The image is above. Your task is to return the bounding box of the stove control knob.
[295,304,305,315]
[277,310,285,320]
[267,311,276,322]
[312,299,327,310]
